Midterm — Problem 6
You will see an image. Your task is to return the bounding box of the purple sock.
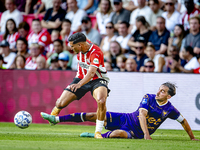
[102,131,112,138]
[59,113,86,122]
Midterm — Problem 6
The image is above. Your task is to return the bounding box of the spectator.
[41,0,66,34]
[105,41,122,69]
[140,60,155,72]
[128,16,152,54]
[175,46,199,73]
[14,55,26,69]
[60,19,75,52]
[25,43,44,70]
[46,30,60,58]
[111,0,131,31]
[165,45,181,73]
[193,54,200,73]
[18,22,30,39]
[144,43,165,72]
[116,54,126,71]
[76,0,99,15]
[0,54,7,69]
[0,0,23,34]
[58,52,71,70]
[3,19,19,51]
[100,22,117,54]
[15,0,26,12]
[34,0,53,15]
[0,40,16,69]
[148,0,163,31]
[183,16,200,55]
[133,36,148,71]
[125,57,137,72]
[110,0,138,11]
[177,0,186,13]
[36,56,46,70]
[47,39,72,68]
[95,0,114,35]
[104,61,113,71]
[27,19,51,49]
[81,16,101,46]
[65,0,87,32]
[16,38,30,58]
[25,0,38,14]
[129,0,151,34]
[169,24,185,51]
[49,55,59,70]
[116,21,132,53]
[148,16,170,55]
[162,0,180,32]
[180,0,200,31]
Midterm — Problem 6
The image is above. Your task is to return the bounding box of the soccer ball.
[14,111,32,129]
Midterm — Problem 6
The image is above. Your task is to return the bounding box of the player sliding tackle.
[41,82,199,140]
[43,32,110,139]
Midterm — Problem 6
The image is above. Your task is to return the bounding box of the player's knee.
[109,130,127,138]
[97,98,106,107]
[55,98,65,109]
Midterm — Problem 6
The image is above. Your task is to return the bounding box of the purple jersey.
[105,94,181,139]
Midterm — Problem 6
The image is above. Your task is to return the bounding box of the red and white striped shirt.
[25,55,46,70]
[180,8,200,30]
[76,44,109,82]
[27,29,51,47]
[6,32,19,49]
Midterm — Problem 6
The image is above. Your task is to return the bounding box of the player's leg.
[92,86,108,139]
[50,78,87,116]
[81,130,130,138]
[41,112,107,124]
[50,90,77,116]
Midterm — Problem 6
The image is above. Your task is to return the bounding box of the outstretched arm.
[181,119,199,141]
[139,109,152,140]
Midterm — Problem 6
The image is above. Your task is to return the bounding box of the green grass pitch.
[0,122,199,150]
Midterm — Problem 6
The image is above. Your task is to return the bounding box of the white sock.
[55,116,60,122]
[95,120,104,133]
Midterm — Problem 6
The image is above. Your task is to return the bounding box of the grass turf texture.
[0,122,199,150]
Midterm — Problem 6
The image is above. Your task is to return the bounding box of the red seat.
[23,14,44,31]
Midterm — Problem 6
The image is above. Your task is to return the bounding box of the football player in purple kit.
[41,82,199,140]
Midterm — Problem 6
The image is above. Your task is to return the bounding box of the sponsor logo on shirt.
[79,62,89,69]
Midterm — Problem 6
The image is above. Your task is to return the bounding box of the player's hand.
[69,83,81,92]
[144,134,152,140]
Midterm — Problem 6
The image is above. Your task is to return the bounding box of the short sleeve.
[168,107,181,120]
[38,32,51,47]
[43,9,51,21]
[90,51,102,68]
[138,94,149,111]
[162,31,170,45]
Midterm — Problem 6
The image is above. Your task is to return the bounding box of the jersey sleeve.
[168,106,181,120]
[138,94,150,112]
[38,32,51,47]
[90,51,102,68]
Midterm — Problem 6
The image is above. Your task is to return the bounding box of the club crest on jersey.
[41,36,47,41]
[93,58,99,64]
[142,98,147,104]
[162,111,168,117]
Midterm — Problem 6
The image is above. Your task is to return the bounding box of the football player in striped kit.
[42,32,110,139]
